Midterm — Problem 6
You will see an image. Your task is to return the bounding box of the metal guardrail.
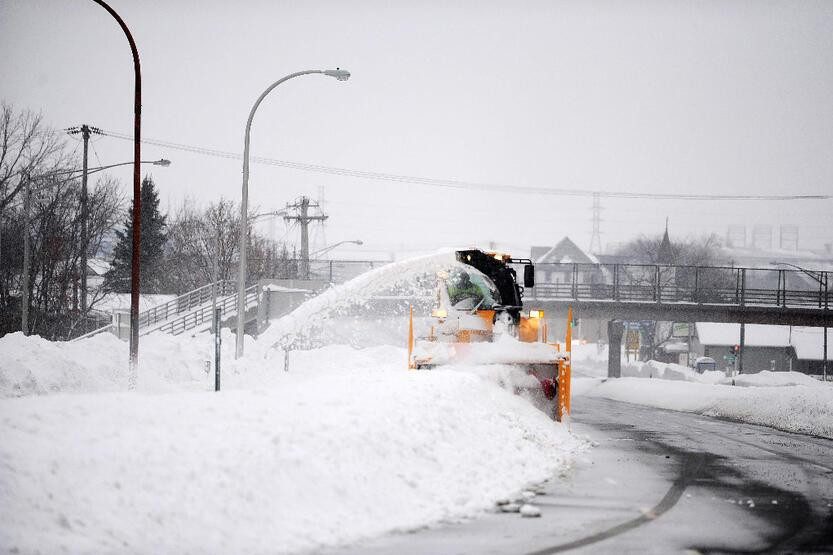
[306,259,389,283]
[72,322,114,341]
[525,263,831,310]
[148,284,258,336]
[138,280,235,328]
[72,280,236,341]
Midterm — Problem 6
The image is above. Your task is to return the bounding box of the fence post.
[572,263,578,300]
[740,268,746,306]
[694,266,700,303]
[214,307,221,391]
[329,260,334,282]
[777,269,783,307]
[654,266,660,302]
[613,264,619,301]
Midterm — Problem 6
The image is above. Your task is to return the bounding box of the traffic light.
[731,344,740,355]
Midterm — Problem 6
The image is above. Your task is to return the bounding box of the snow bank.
[575,356,833,437]
[621,360,724,384]
[620,359,822,387]
[574,377,833,439]
[0,332,584,553]
[731,370,822,388]
[0,330,237,397]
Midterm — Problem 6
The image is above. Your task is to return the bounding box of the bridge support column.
[607,320,624,378]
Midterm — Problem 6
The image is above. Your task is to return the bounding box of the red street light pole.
[90,0,142,387]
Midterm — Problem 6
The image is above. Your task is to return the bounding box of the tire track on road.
[525,452,706,555]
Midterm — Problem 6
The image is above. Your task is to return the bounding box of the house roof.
[790,327,833,361]
[86,258,111,276]
[696,323,791,347]
[534,237,599,265]
[530,246,550,261]
[696,323,831,361]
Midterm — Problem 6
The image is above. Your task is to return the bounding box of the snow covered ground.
[569,348,833,439]
[0,329,584,553]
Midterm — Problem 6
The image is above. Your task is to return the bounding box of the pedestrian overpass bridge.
[523,262,831,327]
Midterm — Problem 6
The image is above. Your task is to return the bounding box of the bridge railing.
[137,280,236,329]
[306,259,389,283]
[527,263,830,309]
[146,284,258,336]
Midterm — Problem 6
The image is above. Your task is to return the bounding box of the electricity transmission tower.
[284,196,328,278]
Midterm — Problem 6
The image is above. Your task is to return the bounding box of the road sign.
[672,322,691,338]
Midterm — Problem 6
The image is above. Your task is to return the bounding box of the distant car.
[694,356,717,373]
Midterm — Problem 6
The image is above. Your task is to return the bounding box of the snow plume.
[256,250,459,356]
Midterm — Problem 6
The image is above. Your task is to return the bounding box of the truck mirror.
[524,264,535,288]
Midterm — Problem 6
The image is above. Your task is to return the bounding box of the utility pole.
[67,124,101,317]
[21,177,31,335]
[284,196,327,279]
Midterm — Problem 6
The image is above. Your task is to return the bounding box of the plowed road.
[332,397,833,553]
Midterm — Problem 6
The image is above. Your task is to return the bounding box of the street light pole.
[90,0,142,387]
[80,125,90,316]
[235,68,350,359]
[21,177,31,335]
[771,261,829,381]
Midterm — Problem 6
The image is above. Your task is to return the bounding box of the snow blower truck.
[407,249,572,420]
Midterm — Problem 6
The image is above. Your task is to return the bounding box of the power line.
[96,129,832,202]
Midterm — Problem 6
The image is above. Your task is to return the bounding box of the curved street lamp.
[235,68,351,359]
[43,159,171,180]
[771,261,829,381]
[310,239,364,259]
[88,0,143,387]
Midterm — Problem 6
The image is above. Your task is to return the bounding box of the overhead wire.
[96,129,832,202]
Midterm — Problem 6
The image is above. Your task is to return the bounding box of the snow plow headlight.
[431,308,448,318]
[529,309,544,319]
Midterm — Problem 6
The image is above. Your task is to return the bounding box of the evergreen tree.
[104,175,168,293]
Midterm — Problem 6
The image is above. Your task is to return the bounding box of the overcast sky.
[2,0,832,259]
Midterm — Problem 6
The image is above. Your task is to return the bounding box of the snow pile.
[0,337,583,554]
[731,370,822,388]
[0,330,241,397]
[0,332,218,397]
[574,374,833,438]
[621,360,724,384]
[619,360,820,387]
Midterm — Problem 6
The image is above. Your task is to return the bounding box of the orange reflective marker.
[565,306,573,417]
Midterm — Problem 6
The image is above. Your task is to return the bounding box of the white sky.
[2,0,832,259]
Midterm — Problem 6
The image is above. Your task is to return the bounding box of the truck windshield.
[445,267,501,310]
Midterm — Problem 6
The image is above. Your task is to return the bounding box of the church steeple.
[658,218,674,264]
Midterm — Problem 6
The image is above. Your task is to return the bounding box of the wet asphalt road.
[330,397,833,554]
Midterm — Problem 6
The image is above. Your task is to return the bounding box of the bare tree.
[0,103,69,212]
[0,102,125,339]
[163,198,297,295]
